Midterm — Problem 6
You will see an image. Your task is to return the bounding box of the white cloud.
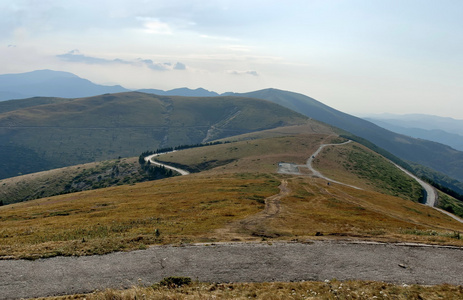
[57,50,186,71]
[220,45,252,52]
[227,70,259,76]
[199,34,240,42]
[136,17,172,35]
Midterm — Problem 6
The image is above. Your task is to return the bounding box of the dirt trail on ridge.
[213,179,290,241]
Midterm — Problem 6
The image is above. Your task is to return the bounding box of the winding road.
[144,152,190,176]
[305,140,362,190]
[304,140,463,224]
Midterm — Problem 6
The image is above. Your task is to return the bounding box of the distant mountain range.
[364,114,463,152]
[137,88,219,97]
[2,70,463,194]
[0,70,219,100]
[364,113,463,136]
[0,70,127,99]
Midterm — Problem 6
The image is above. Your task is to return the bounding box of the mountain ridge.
[0,69,128,100]
[226,88,463,186]
[2,70,463,192]
[0,91,314,179]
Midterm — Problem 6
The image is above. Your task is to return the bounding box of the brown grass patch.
[264,176,463,245]
[36,279,463,299]
[158,133,338,174]
[0,173,279,259]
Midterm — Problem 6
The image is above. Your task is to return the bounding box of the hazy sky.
[1,0,462,118]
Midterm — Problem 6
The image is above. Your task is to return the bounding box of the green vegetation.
[0,96,71,114]
[314,143,424,202]
[411,162,463,196]
[0,92,310,179]
[0,157,174,205]
[437,191,463,218]
[401,228,461,239]
[158,276,192,288]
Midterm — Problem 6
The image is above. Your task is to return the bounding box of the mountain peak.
[0,70,128,100]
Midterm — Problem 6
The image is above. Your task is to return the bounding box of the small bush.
[159,276,192,288]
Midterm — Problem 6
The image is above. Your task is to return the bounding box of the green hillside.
[0,92,311,179]
[0,157,171,206]
[228,89,463,193]
[0,97,71,114]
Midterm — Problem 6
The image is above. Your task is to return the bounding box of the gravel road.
[1,241,463,299]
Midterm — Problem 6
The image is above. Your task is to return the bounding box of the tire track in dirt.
[213,180,290,241]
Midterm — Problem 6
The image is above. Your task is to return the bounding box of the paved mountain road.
[1,241,463,299]
[144,152,190,175]
[301,140,462,223]
[305,140,362,190]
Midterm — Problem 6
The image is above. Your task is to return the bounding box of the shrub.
[159,276,192,288]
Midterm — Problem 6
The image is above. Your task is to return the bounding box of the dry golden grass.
[158,133,338,174]
[2,132,463,260]
[36,279,463,300]
[264,176,463,245]
[0,173,279,259]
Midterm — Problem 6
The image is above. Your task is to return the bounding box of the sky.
[1,0,462,118]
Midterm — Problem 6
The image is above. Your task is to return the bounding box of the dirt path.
[213,180,290,240]
[2,241,463,299]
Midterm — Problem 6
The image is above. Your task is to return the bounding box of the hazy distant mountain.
[0,70,128,100]
[137,87,219,97]
[364,113,463,136]
[364,117,463,152]
[227,88,463,187]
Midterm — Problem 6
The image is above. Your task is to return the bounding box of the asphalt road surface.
[144,152,190,175]
[1,241,463,299]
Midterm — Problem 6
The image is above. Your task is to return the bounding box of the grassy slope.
[0,173,278,259]
[0,92,309,179]
[0,123,334,205]
[313,142,424,202]
[0,96,71,114]
[2,131,463,260]
[0,157,153,205]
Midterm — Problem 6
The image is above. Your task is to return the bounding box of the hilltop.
[0,92,313,179]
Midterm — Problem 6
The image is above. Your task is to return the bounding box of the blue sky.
[1,0,462,118]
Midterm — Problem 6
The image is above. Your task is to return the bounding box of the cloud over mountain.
[57,50,186,71]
